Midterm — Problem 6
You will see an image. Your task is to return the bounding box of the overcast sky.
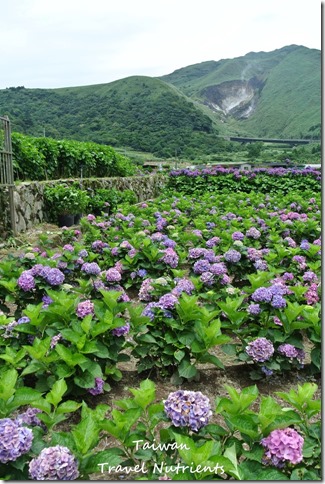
[1,0,321,89]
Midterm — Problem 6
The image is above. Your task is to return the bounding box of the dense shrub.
[167,166,321,194]
[11,133,136,181]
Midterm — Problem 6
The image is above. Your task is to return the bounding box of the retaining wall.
[0,175,167,238]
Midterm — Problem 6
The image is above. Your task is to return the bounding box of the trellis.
[0,116,16,235]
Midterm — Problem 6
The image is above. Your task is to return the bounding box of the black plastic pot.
[74,213,82,224]
[58,214,75,227]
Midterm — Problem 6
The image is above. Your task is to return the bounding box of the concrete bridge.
[227,136,319,146]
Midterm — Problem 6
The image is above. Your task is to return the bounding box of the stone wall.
[0,175,167,238]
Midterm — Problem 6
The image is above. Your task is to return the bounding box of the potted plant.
[44,184,89,227]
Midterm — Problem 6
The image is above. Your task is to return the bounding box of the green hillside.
[161,45,321,139]
[0,76,223,157]
[0,45,320,158]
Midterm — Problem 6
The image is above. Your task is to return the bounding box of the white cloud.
[0,0,320,88]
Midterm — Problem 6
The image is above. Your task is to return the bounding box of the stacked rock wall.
[0,175,167,238]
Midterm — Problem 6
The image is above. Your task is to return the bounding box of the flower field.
[0,173,321,480]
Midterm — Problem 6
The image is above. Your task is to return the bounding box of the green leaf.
[80,314,93,334]
[46,379,67,407]
[178,359,197,379]
[0,368,18,401]
[9,387,43,410]
[72,414,100,455]
[56,400,82,414]
[129,379,156,409]
[174,349,185,362]
[239,461,288,480]
[228,414,259,439]
[82,448,126,475]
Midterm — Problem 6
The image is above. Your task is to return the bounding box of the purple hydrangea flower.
[232,231,244,241]
[261,366,273,376]
[247,248,263,261]
[88,377,105,396]
[42,295,53,308]
[305,283,319,305]
[245,227,261,239]
[1,316,30,338]
[162,237,176,248]
[193,259,211,274]
[278,344,305,363]
[138,278,154,301]
[106,268,122,283]
[251,287,273,303]
[137,269,148,278]
[50,333,62,349]
[220,274,231,285]
[45,268,65,286]
[246,337,274,362]
[200,271,215,286]
[151,232,164,242]
[203,249,219,263]
[57,261,68,270]
[128,248,138,258]
[0,418,33,463]
[91,240,109,253]
[254,259,268,271]
[92,279,106,292]
[111,322,130,337]
[292,255,307,270]
[63,244,74,252]
[164,390,212,432]
[158,293,178,310]
[188,248,207,259]
[159,248,179,268]
[17,316,30,324]
[16,408,43,428]
[302,271,318,283]
[142,302,159,321]
[224,249,241,263]
[156,218,167,231]
[261,428,304,467]
[206,222,216,229]
[81,262,101,275]
[247,303,261,315]
[78,249,88,258]
[172,278,195,296]
[29,264,46,276]
[29,445,79,480]
[284,237,296,248]
[209,262,227,276]
[300,239,310,250]
[18,271,35,291]
[76,300,95,318]
[206,236,220,248]
[271,294,287,309]
[273,316,282,326]
[282,272,294,281]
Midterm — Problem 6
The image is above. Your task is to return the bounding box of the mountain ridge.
[0,44,320,157]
